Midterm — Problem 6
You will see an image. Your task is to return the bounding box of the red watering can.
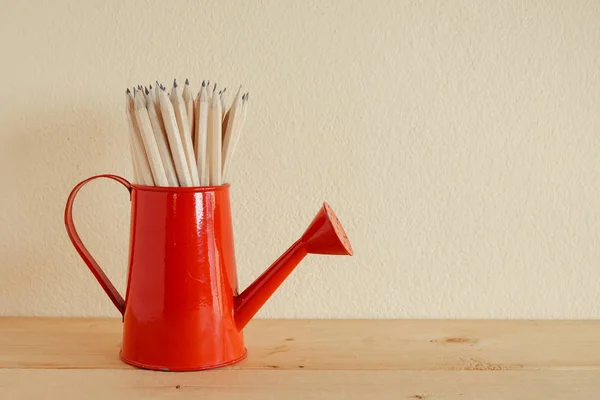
[64,174,353,371]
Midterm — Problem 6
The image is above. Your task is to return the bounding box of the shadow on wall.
[0,105,130,316]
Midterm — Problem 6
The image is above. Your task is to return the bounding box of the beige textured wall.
[1,1,599,318]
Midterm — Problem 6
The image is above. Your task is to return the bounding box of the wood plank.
[0,369,598,399]
[0,317,599,371]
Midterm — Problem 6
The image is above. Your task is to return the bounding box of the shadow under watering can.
[64,174,353,371]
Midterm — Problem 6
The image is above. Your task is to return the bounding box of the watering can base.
[119,349,248,372]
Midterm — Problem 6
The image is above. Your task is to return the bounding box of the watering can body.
[64,174,353,371]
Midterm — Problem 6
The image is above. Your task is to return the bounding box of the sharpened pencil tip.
[213,83,217,92]
[173,79,178,88]
[145,87,149,95]
[126,88,131,94]
[202,80,206,87]
[185,78,189,85]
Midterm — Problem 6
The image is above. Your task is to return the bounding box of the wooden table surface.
[0,318,599,399]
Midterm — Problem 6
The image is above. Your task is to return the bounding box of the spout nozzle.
[234,202,352,330]
[301,202,353,256]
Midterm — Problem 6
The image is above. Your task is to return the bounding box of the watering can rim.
[130,182,231,193]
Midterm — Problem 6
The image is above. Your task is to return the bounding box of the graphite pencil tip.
[185,78,189,85]
[173,79,178,88]
[202,80,206,87]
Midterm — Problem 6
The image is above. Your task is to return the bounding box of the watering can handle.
[64,174,132,317]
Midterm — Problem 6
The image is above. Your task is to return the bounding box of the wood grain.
[1,318,599,371]
[0,369,598,399]
[1,318,599,398]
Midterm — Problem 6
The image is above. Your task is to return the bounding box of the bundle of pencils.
[125,79,249,187]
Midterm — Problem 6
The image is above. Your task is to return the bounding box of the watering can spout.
[234,202,353,329]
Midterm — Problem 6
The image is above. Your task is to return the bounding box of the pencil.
[207,88,223,185]
[170,80,200,186]
[131,146,140,182]
[222,109,230,145]
[195,82,210,185]
[183,79,194,138]
[126,89,154,186]
[221,87,243,181]
[134,93,169,186]
[192,93,199,152]
[155,83,162,109]
[223,92,249,182]
[146,89,179,186]
[158,87,193,186]
[126,78,250,187]
[220,88,227,122]
[125,91,141,184]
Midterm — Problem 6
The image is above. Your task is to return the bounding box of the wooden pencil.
[126,89,154,186]
[183,79,194,138]
[207,88,223,185]
[127,128,140,184]
[154,83,162,110]
[220,88,227,122]
[221,87,243,180]
[195,82,210,185]
[146,89,179,186]
[170,80,200,186]
[222,109,230,145]
[134,93,169,186]
[192,93,199,152]
[158,88,193,186]
[222,92,249,181]
[131,146,140,183]
[125,91,141,184]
